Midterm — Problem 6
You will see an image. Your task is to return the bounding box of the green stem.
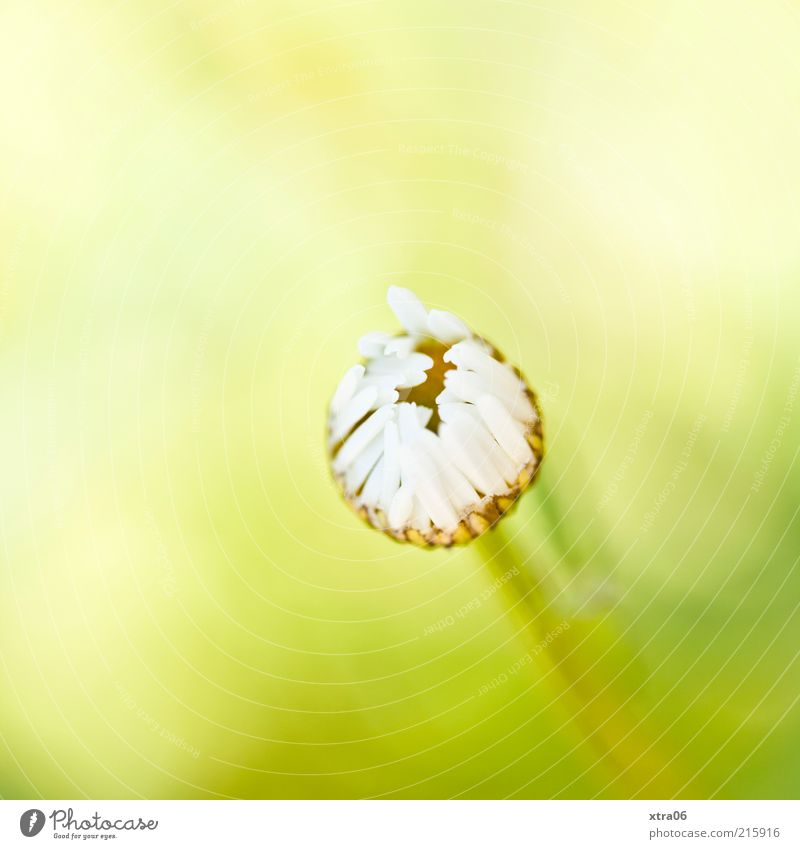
[476,524,688,798]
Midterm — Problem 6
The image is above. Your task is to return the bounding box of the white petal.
[441,369,490,404]
[330,365,364,415]
[427,309,470,343]
[335,405,394,468]
[379,421,400,510]
[476,394,533,466]
[375,387,400,407]
[366,354,432,391]
[367,352,433,374]
[399,443,459,530]
[417,430,478,512]
[502,389,537,423]
[439,422,503,496]
[481,431,519,485]
[416,405,433,429]
[445,340,525,398]
[361,372,403,388]
[330,386,377,444]
[442,412,513,492]
[360,374,406,402]
[388,286,429,335]
[434,389,460,406]
[388,484,414,528]
[397,402,424,442]
[344,434,384,493]
[358,332,392,358]
[443,367,534,421]
[410,495,432,532]
[402,370,428,388]
[360,457,384,507]
[383,336,416,357]
[437,400,478,424]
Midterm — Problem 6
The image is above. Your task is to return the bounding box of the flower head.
[328,288,544,546]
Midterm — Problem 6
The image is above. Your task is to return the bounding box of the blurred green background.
[2,0,800,799]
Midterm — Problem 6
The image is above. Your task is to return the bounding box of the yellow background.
[1,0,799,798]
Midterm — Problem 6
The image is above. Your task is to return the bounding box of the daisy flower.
[327,287,544,546]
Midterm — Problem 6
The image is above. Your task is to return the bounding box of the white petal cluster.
[328,287,543,545]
